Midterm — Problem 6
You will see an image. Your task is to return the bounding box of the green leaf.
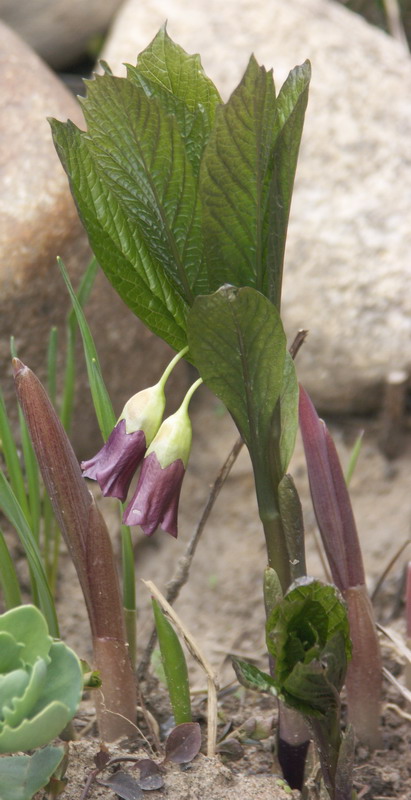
[0,746,63,800]
[278,351,299,474]
[50,118,188,351]
[278,475,306,582]
[231,656,277,695]
[200,57,310,306]
[152,598,191,724]
[126,25,221,177]
[266,578,351,717]
[187,286,286,462]
[200,56,278,295]
[268,61,311,306]
[78,73,204,300]
[0,605,51,665]
[0,608,82,753]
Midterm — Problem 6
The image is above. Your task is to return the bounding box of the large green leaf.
[126,26,221,178]
[200,57,310,305]
[78,74,204,299]
[50,118,188,351]
[187,286,286,462]
[200,57,278,294]
[267,61,311,306]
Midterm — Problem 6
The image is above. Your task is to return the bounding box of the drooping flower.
[81,347,188,502]
[81,384,166,501]
[123,378,202,537]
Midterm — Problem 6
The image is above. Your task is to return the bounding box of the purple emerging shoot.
[299,384,382,749]
[13,359,137,742]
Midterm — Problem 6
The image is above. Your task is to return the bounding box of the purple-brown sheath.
[13,358,137,741]
[299,384,382,749]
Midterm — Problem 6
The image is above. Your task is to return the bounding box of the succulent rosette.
[81,382,166,501]
[123,389,197,537]
[0,605,83,753]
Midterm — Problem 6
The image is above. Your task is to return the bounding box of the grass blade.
[0,527,21,608]
[47,327,58,407]
[57,257,115,440]
[60,256,99,433]
[0,471,58,636]
[0,385,30,522]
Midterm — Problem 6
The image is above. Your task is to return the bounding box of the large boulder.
[0,0,123,69]
[101,0,411,412]
[0,21,188,458]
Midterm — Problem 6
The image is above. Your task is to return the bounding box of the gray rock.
[0,0,123,69]
[0,21,189,458]
[101,0,411,412]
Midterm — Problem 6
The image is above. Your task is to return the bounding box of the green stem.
[251,404,292,593]
[180,377,203,412]
[252,443,291,592]
[157,346,189,390]
[121,522,137,669]
[260,508,291,593]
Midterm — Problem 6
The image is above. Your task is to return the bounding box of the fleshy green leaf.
[0,607,82,753]
[50,118,188,351]
[231,657,277,695]
[187,286,286,464]
[0,746,64,800]
[0,605,51,665]
[0,633,23,673]
[126,25,221,178]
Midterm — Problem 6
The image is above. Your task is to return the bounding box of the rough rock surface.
[0,21,188,457]
[0,0,123,69]
[101,0,411,412]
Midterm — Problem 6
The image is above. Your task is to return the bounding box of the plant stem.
[260,509,291,592]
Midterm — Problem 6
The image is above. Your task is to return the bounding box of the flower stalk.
[13,359,137,741]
